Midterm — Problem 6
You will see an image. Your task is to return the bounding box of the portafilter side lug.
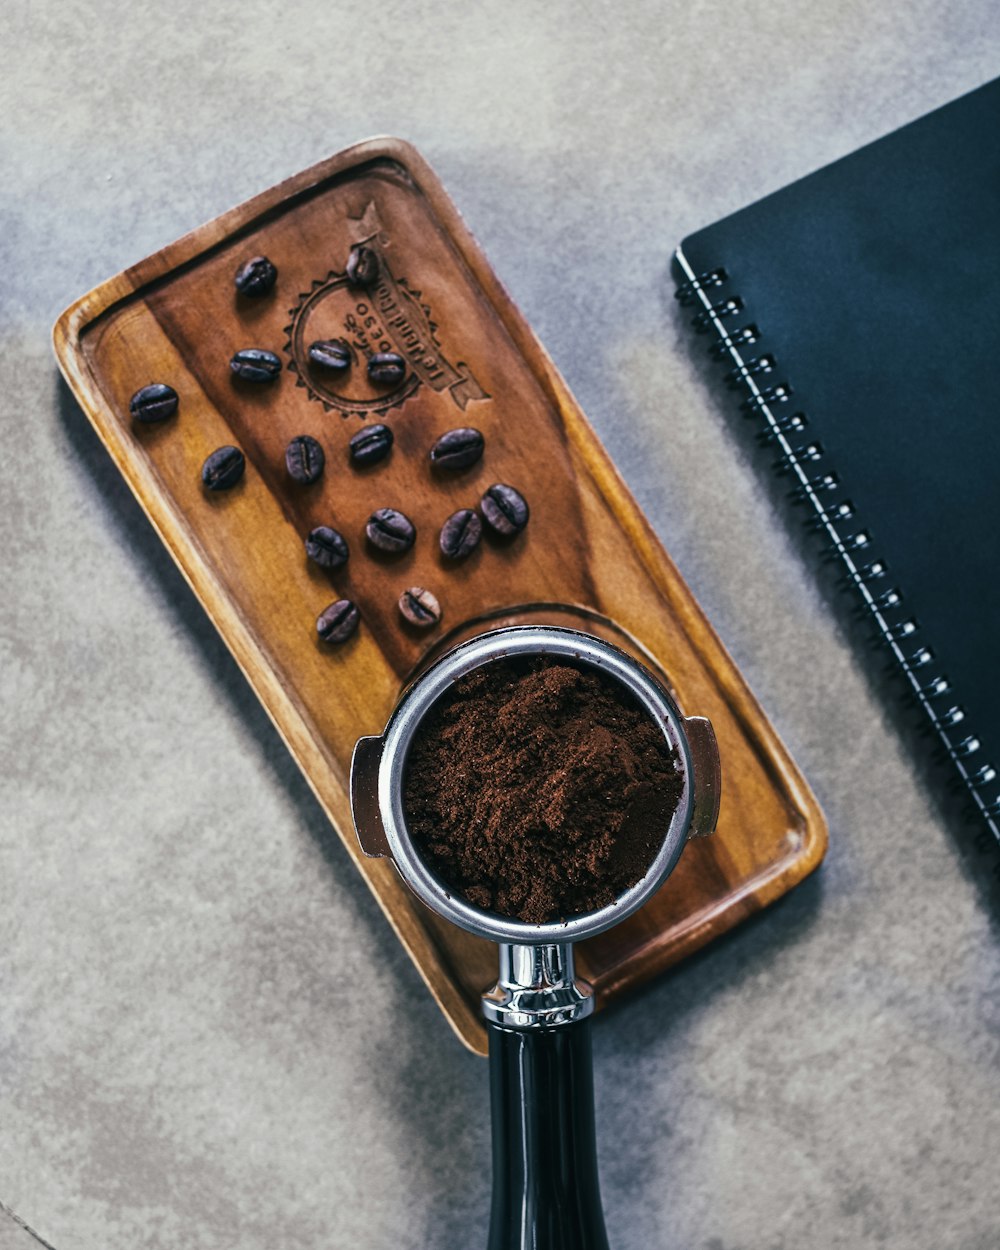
[684,715,722,839]
[350,735,391,858]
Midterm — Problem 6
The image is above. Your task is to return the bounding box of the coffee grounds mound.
[403,657,683,925]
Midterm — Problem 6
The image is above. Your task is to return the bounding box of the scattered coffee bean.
[286,435,325,484]
[346,243,379,288]
[305,526,349,571]
[130,382,178,423]
[430,427,484,471]
[234,255,277,298]
[481,483,529,536]
[230,348,282,383]
[366,508,416,554]
[349,423,394,466]
[367,353,405,386]
[308,338,352,371]
[399,587,442,629]
[202,445,245,491]
[440,508,482,560]
[316,598,360,645]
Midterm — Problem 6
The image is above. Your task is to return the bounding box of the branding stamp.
[285,205,488,418]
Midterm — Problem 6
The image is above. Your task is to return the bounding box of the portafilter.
[351,625,721,1250]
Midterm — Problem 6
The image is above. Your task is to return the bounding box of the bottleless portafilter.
[350,626,721,1250]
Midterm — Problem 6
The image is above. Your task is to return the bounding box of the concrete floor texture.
[3,3,999,1248]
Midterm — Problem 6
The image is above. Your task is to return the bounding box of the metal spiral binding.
[805,500,855,530]
[759,412,808,445]
[710,325,759,358]
[673,250,1000,847]
[789,471,840,503]
[775,442,824,474]
[675,267,728,305]
[691,296,744,332]
[744,383,792,413]
[725,354,776,387]
[873,586,901,610]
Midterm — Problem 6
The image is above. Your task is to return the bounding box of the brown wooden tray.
[53,139,826,1054]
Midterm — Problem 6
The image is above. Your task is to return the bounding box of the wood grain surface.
[53,139,827,1054]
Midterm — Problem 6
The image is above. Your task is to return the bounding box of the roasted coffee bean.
[349,423,394,466]
[439,509,482,560]
[308,338,352,371]
[202,445,245,491]
[305,526,349,571]
[316,598,360,645]
[346,243,379,288]
[429,427,484,471]
[230,348,282,383]
[286,435,325,484]
[366,508,415,554]
[130,382,178,423]
[234,255,277,297]
[481,483,529,536]
[398,587,441,629]
[367,353,405,386]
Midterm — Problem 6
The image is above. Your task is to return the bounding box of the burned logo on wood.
[284,202,488,418]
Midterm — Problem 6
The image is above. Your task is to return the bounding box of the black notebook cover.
[675,77,1000,851]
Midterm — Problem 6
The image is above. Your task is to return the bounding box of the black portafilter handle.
[487,1015,610,1250]
[482,941,611,1250]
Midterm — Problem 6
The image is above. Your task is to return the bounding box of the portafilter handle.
[483,942,609,1250]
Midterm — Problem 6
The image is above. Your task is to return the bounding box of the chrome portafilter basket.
[351,626,721,1250]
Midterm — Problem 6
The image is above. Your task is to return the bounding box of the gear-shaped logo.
[284,235,488,419]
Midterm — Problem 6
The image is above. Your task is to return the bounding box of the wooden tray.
[53,139,826,1054]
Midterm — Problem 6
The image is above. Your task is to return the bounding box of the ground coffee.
[403,656,683,924]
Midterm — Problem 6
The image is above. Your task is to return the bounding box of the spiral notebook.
[674,76,1000,855]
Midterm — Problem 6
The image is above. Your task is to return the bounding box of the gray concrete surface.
[0,1203,56,1250]
[3,3,999,1247]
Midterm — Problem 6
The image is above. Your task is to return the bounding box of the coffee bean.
[366,508,415,554]
[367,353,405,386]
[130,382,178,423]
[481,483,529,536]
[439,509,482,560]
[230,348,282,383]
[286,435,325,484]
[316,598,360,645]
[202,445,245,491]
[309,338,352,371]
[305,526,349,571]
[349,423,394,466]
[399,587,441,629]
[346,243,379,288]
[430,427,484,471]
[234,255,277,298]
